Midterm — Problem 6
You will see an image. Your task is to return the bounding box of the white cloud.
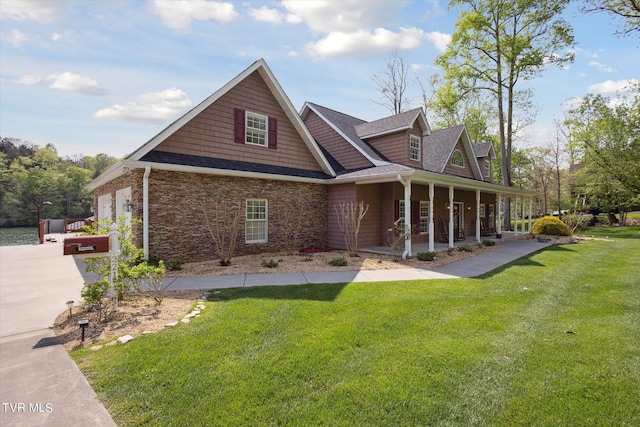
[588,78,638,94]
[93,88,193,122]
[281,0,407,33]
[151,0,238,30]
[47,72,109,96]
[249,6,283,24]
[589,61,614,73]
[52,32,62,41]
[8,29,27,48]
[568,47,598,59]
[424,31,451,52]
[0,0,61,22]
[14,75,40,85]
[307,27,424,58]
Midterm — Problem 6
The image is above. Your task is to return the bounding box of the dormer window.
[451,150,464,167]
[409,135,421,161]
[484,159,491,177]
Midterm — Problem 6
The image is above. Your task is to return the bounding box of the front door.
[453,202,464,239]
[115,187,132,228]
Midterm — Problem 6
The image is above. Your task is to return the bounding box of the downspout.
[143,166,151,260]
[397,174,411,260]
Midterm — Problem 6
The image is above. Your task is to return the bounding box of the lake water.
[0,227,39,246]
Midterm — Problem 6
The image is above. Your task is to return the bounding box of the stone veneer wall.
[147,170,328,263]
[92,169,144,247]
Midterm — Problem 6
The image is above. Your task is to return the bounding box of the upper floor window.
[234,108,277,149]
[484,159,491,177]
[246,112,268,146]
[409,135,421,162]
[451,150,464,167]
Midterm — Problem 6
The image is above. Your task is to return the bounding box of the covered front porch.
[330,166,537,259]
[360,231,526,256]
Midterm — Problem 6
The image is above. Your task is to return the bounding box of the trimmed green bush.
[261,258,279,268]
[329,256,348,266]
[458,244,473,252]
[165,259,184,271]
[532,216,571,236]
[482,239,496,247]
[417,251,437,261]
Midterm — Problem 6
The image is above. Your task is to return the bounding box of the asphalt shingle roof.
[354,108,423,138]
[141,150,333,180]
[422,124,465,173]
[472,141,492,157]
[306,103,389,163]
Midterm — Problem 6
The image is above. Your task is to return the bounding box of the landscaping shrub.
[417,251,437,261]
[165,259,184,271]
[482,239,496,247]
[261,258,279,268]
[458,244,473,252]
[532,215,571,236]
[329,256,348,266]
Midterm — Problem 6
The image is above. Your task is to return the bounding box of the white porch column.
[521,196,526,234]
[476,189,481,243]
[528,198,533,233]
[497,193,502,235]
[513,195,518,236]
[143,166,151,260]
[428,182,434,252]
[448,186,454,248]
[404,178,412,258]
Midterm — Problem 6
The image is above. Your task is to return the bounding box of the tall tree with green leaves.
[566,87,640,224]
[436,0,574,229]
[583,0,640,36]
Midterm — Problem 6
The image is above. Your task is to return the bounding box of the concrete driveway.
[0,242,115,427]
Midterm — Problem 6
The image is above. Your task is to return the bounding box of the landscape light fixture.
[66,300,74,319]
[78,319,89,342]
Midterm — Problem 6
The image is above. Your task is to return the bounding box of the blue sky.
[1,0,638,158]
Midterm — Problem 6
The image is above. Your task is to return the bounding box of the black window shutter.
[234,108,245,143]
[268,117,277,149]
[394,200,400,220]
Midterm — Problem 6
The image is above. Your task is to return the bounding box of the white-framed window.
[398,200,405,220]
[484,159,491,177]
[245,199,268,243]
[480,203,486,220]
[420,201,429,234]
[97,193,112,221]
[451,150,464,167]
[409,135,421,161]
[246,112,268,147]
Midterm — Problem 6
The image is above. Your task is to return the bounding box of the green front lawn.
[72,227,640,426]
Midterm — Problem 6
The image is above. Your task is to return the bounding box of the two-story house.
[87,59,534,263]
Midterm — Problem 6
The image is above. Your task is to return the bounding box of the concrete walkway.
[0,243,116,427]
[162,239,551,291]
[0,237,549,427]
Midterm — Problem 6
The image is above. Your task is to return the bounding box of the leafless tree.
[335,201,369,257]
[372,49,412,114]
[203,201,241,266]
[279,200,303,255]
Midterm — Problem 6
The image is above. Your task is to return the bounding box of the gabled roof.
[472,142,496,159]
[354,108,431,139]
[126,59,335,177]
[423,124,483,179]
[300,102,390,167]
